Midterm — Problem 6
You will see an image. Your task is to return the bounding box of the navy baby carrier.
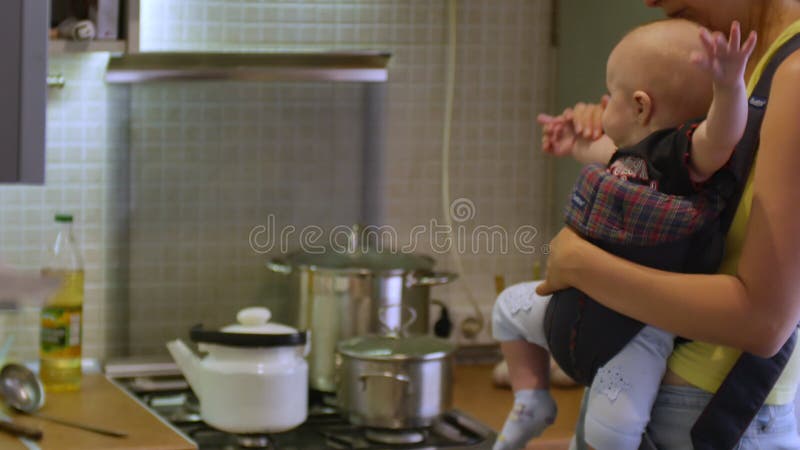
[543,32,800,450]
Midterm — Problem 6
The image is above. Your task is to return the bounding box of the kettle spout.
[166,339,204,399]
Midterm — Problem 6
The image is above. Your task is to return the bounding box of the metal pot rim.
[287,264,416,276]
[281,250,436,273]
[337,335,456,361]
[337,350,452,361]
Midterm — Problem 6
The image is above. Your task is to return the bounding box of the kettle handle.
[266,258,292,275]
[405,271,458,287]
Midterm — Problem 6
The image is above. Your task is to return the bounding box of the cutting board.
[0,374,196,450]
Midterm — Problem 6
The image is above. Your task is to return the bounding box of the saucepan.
[336,308,456,429]
[267,225,457,393]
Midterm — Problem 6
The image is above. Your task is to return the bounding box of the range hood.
[105,51,391,84]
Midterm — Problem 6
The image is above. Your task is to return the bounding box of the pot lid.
[337,334,456,361]
[280,224,435,273]
[222,307,296,334]
[285,250,434,272]
[190,307,306,347]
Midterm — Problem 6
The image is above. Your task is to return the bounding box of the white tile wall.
[128,82,365,353]
[131,0,555,351]
[0,0,555,360]
[0,53,129,361]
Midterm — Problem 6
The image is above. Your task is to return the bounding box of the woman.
[538,0,800,448]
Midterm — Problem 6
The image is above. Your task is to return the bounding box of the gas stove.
[105,359,496,450]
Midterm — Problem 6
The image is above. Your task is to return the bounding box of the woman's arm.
[537,52,800,358]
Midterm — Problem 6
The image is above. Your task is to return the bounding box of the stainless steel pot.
[267,232,457,393]
[336,331,456,429]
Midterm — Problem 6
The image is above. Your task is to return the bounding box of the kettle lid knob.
[237,307,271,326]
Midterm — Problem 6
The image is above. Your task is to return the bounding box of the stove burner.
[185,392,200,414]
[236,434,272,448]
[364,428,426,445]
[107,363,496,449]
[309,404,338,415]
[146,392,202,423]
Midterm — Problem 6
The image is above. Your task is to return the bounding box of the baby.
[492,19,756,450]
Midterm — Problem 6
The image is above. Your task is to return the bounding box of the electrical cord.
[441,0,485,338]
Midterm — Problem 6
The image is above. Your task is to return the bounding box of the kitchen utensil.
[166,306,309,434]
[0,418,42,441]
[0,335,14,367]
[0,337,40,442]
[336,307,456,429]
[431,300,452,338]
[0,363,127,438]
[267,225,457,392]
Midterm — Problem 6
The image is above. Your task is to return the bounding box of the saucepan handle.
[378,305,417,336]
[405,271,458,287]
[358,372,411,393]
[266,258,292,275]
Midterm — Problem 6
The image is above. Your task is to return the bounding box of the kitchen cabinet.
[0,0,47,184]
[0,0,140,184]
[48,0,139,55]
[49,39,127,54]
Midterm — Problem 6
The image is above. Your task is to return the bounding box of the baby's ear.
[632,90,654,125]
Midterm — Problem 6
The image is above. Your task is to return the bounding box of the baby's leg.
[492,281,557,450]
[584,326,674,450]
[501,340,550,390]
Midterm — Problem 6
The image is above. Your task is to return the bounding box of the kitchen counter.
[0,365,577,449]
[0,374,195,450]
[453,364,583,450]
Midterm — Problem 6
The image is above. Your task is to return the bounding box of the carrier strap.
[689,31,800,450]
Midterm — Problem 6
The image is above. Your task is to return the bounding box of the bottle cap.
[54,214,73,223]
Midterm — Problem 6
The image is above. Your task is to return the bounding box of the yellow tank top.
[668,19,800,405]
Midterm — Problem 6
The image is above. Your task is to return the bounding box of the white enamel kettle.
[166,307,309,434]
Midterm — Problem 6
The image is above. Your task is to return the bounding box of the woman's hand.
[572,95,608,139]
[537,95,609,157]
[536,227,588,296]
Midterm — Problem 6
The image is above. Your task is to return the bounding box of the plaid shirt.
[564,163,731,246]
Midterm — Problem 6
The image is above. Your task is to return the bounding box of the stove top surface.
[107,364,495,450]
[172,408,491,449]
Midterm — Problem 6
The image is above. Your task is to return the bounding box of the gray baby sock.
[493,389,557,450]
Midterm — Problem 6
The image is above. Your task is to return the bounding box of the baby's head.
[603,19,713,148]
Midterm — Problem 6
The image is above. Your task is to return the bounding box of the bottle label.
[41,306,82,355]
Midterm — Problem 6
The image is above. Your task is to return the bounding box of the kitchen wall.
[0,0,555,360]
[0,53,130,361]
[550,0,661,233]
[129,0,555,354]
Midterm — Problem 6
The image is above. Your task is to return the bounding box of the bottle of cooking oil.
[40,213,84,391]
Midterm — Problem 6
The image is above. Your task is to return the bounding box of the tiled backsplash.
[0,53,129,361]
[0,0,554,359]
[128,82,367,352]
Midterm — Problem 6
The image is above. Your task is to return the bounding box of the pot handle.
[359,372,411,393]
[266,258,292,275]
[405,271,459,287]
[378,305,417,337]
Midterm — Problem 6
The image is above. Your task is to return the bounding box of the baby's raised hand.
[691,21,756,88]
